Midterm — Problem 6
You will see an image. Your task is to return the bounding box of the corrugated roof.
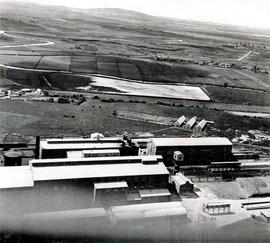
[94,181,128,189]
[0,166,34,189]
[32,162,168,181]
[150,137,232,147]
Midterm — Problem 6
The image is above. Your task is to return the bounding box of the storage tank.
[3,150,23,166]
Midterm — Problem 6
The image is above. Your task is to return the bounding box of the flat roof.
[94,181,128,189]
[32,162,169,181]
[150,137,232,147]
[207,202,231,207]
[45,137,121,143]
[40,141,122,150]
[0,166,34,189]
[30,155,163,166]
[139,189,171,198]
[83,149,120,154]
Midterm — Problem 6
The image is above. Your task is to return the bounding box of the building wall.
[156,145,232,166]
[41,146,139,159]
[0,174,169,214]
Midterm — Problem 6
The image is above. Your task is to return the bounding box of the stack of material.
[110,201,187,224]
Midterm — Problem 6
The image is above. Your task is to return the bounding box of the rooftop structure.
[148,137,232,147]
[32,162,168,182]
[39,137,139,159]
[0,161,168,189]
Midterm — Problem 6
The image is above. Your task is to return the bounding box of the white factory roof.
[40,141,122,150]
[94,181,128,190]
[31,162,169,181]
[0,166,34,189]
[30,155,163,166]
[150,137,232,147]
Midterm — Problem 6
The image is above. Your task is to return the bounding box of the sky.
[2,0,270,29]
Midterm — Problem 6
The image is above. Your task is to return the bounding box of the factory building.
[147,137,233,166]
[0,155,169,212]
[38,137,139,159]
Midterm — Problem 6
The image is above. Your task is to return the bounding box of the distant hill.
[0,1,153,22]
[83,8,154,21]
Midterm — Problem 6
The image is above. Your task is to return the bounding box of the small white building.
[175,116,186,127]
[195,119,207,131]
[183,116,197,129]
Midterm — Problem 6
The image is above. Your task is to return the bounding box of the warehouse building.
[146,137,233,166]
[38,137,139,159]
[0,155,169,212]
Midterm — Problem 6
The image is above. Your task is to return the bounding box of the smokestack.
[35,136,40,159]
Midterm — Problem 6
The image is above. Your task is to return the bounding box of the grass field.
[0,2,270,107]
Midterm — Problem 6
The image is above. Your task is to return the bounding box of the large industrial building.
[146,137,233,166]
[38,137,139,159]
[0,155,169,212]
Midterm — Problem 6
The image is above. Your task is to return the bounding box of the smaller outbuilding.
[169,173,194,195]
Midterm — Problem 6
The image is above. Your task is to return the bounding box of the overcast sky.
[2,0,270,29]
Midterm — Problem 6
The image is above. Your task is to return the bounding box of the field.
[0,1,269,143]
[0,2,270,106]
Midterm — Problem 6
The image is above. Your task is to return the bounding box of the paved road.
[238,50,253,62]
[0,30,55,49]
